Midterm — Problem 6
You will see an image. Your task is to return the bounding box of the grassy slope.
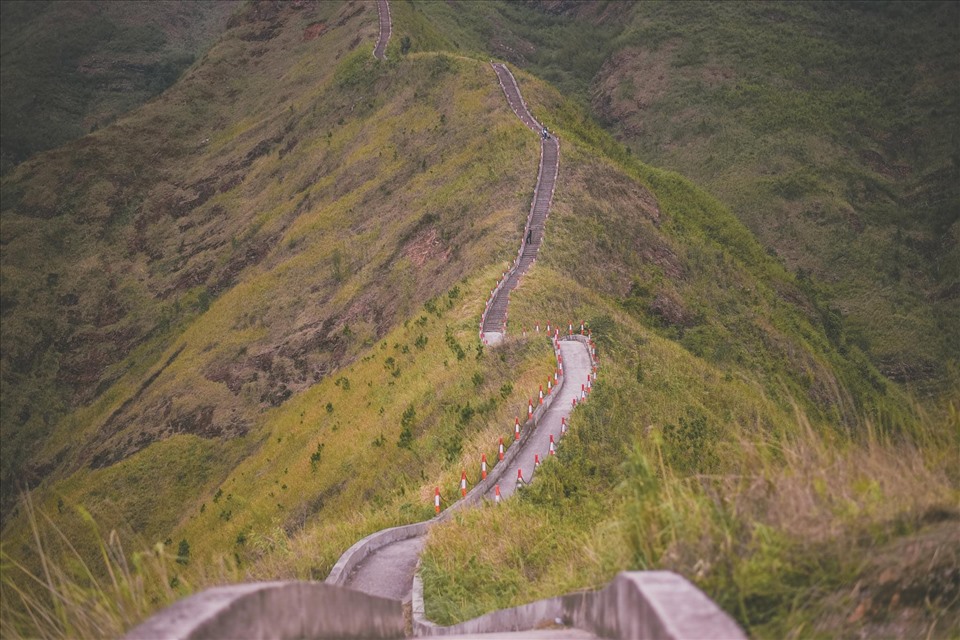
[419,70,959,638]
[405,0,960,396]
[0,0,238,174]
[0,0,542,522]
[0,1,569,634]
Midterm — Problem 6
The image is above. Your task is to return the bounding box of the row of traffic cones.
[434,327,600,514]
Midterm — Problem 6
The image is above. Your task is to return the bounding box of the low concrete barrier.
[126,581,404,639]
[413,571,746,639]
[325,520,430,587]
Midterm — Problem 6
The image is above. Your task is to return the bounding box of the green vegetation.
[408,0,960,395]
[418,71,958,636]
[1,1,957,639]
[0,0,236,173]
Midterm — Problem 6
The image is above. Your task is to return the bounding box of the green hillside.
[1,1,956,639]
[404,0,960,396]
[0,0,238,174]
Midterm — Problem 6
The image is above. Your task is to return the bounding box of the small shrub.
[310,443,324,468]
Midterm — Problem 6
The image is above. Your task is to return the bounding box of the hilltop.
[1,2,956,639]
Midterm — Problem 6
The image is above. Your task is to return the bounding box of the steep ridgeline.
[325,62,595,609]
[480,64,559,347]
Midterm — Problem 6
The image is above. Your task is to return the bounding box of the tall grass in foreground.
[0,494,235,639]
[421,370,959,637]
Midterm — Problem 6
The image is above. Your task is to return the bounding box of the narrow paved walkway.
[482,64,559,344]
[374,0,391,60]
[344,535,424,601]
[489,340,590,500]
[336,61,578,610]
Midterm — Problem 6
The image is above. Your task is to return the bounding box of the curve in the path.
[480,63,559,347]
[344,535,424,601]
[373,0,391,60]
[333,62,596,612]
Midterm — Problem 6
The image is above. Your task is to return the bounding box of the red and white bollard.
[580,384,586,401]
[534,454,541,470]
[481,454,488,480]
[561,417,567,435]
[516,468,525,488]
[460,471,468,497]
[499,437,505,460]
[434,487,441,514]
[572,397,578,408]
[495,485,501,504]
[515,416,521,441]
[549,434,556,455]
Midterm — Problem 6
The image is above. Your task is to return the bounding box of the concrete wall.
[413,571,746,640]
[125,581,405,640]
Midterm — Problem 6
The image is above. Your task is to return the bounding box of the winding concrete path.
[337,61,590,611]
[374,0,391,60]
[344,535,424,602]
[481,64,559,346]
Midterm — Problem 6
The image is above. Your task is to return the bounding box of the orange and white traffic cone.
[580,321,585,334]
[572,397,577,408]
[514,417,521,441]
[554,369,559,383]
[539,385,544,405]
[516,468,525,488]
[547,379,552,394]
[536,323,540,333]
[546,323,551,333]
[495,485,501,504]
[580,384,586,401]
[561,417,567,435]
[568,322,573,336]
[528,399,533,418]
[481,454,488,480]
[535,454,541,470]
[499,437,505,460]
[549,435,556,455]
[460,471,468,498]
[434,487,441,514]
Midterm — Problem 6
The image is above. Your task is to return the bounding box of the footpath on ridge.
[327,50,595,611]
